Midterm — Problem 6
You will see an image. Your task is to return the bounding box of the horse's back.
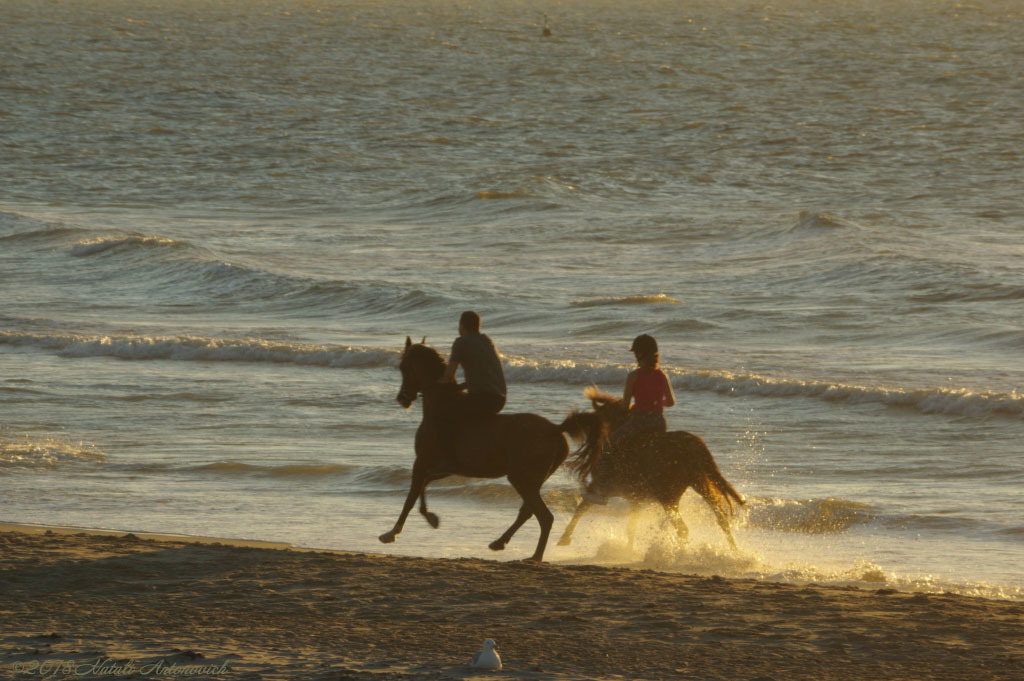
[663,430,710,452]
[618,430,713,496]
[492,412,568,449]
[494,412,570,477]
[454,412,567,479]
[494,411,560,431]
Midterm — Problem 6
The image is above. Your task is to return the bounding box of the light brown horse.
[557,387,744,550]
[380,338,604,562]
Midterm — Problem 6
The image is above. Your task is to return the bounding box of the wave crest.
[3,329,1021,419]
[571,294,682,307]
[71,235,191,257]
[0,331,399,368]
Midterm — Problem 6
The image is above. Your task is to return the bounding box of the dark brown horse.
[380,338,604,562]
[557,387,744,550]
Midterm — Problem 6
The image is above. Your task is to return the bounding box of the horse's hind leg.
[490,503,533,552]
[661,501,690,545]
[696,482,739,550]
[510,480,555,562]
[556,500,594,546]
[710,502,738,550]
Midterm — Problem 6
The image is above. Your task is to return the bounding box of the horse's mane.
[406,343,447,381]
[583,385,623,407]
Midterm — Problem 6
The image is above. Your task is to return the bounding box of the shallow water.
[2,0,1022,600]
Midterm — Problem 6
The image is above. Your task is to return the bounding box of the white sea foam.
[570,293,683,307]
[0,433,106,469]
[71,235,185,257]
[3,330,1021,419]
[0,331,398,368]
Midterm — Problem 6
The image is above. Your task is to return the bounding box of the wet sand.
[1,523,1020,680]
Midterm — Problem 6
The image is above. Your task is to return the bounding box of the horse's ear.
[421,336,427,345]
[405,336,412,351]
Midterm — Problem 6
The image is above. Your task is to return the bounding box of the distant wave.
[790,211,862,233]
[183,461,359,478]
[0,331,399,368]
[60,232,455,315]
[475,190,532,200]
[71,235,192,257]
[0,209,80,239]
[0,226,86,244]
[571,294,683,307]
[384,187,566,222]
[3,329,1021,419]
[671,369,1024,418]
[508,359,1024,419]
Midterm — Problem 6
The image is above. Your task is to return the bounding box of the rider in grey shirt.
[440,310,506,417]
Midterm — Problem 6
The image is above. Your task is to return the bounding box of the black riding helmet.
[630,334,658,358]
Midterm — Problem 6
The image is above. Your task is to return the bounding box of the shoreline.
[2,521,1022,680]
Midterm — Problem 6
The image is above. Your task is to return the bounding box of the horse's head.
[583,385,631,430]
[397,336,447,408]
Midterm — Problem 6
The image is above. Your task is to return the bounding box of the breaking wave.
[571,293,683,307]
[71,235,192,257]
[3,329,1021,419]
[0,331,399,368]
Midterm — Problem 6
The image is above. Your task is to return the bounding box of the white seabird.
[470,639,502,671]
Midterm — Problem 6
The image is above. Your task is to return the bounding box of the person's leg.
[435,392,504,472]
[461,391,505,419]
[583,416,640,503]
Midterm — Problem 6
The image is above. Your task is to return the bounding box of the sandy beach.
[1,523,1020,681]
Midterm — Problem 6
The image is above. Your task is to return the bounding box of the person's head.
[459,310,482,335]
[630,334,659,369]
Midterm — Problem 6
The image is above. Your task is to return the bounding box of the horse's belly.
[454,424,511,478]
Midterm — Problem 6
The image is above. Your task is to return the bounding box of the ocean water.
[2,0,1022,600]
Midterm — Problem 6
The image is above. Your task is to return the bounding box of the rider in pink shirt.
[584,334,675,503]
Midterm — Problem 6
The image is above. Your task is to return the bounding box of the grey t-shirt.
[450,332,507,398]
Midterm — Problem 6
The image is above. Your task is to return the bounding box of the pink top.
[632,368,671,412]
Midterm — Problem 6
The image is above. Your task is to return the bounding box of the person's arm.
[622,370,638,407]
[440,359,459,383]
[661,370,676,408]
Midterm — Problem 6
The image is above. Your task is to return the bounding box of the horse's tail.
[690,437,745,518]
[559,410,608,481]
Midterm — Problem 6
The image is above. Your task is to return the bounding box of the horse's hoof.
[378,532,397,544]
[556,536,572,547]
[425,512,440,529]
[488,540,505,552]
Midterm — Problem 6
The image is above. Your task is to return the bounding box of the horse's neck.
[420,385,458,419]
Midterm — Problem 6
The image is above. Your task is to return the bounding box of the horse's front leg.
[556,499,594,546]
[418,472,450,529]
[379,469,427,543]
[490,503,533,551]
